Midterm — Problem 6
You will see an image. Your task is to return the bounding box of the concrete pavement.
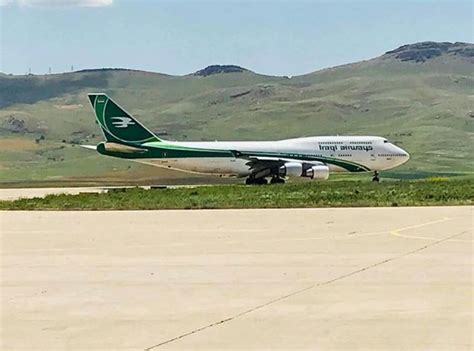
[1,207,472,350]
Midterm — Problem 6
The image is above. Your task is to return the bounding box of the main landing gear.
[372,171,380,183]
[270,176,285,184]
[245,176,285,185]
[245,177,268,185]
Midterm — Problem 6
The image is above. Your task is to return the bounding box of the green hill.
[1,41,473,185]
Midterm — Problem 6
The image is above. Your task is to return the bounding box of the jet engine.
[279,162,303,177]
[305,165,330,180]
[279,162,330,180]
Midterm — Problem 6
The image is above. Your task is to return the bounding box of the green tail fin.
[88,93,161,144]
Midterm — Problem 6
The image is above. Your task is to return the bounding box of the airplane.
[84,93,410,184]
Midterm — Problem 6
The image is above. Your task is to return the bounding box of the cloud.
[1,0,113,7]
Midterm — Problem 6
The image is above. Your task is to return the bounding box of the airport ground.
[1,206,472,350]
[1,179,473,209]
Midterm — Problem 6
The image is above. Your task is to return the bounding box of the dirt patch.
[0,138,38,150]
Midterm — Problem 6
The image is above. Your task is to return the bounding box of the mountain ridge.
[1,41,472,79]
[1,41,473,184]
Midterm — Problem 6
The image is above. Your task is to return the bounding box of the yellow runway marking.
[13,216,469,255]
[257,216,473,243]
[389,217,472,242]
[263,230,388,243]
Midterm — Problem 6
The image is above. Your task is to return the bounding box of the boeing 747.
[84,93,409,184]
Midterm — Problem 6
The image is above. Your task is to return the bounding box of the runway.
[1,207,472,350]
[0,185,191,201]
[0,187,110,201]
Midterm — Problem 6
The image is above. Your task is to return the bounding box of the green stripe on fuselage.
[97,142,233,159]
[98,141,370,172]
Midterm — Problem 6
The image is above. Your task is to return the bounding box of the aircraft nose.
[402,150,410,165]
[394,145,410,165]
[403,149,410,161]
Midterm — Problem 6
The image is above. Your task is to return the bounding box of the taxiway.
[1,207,472,350]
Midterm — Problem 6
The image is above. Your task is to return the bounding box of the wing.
[231,150,325,176]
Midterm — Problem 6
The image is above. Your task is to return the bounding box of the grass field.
[1,42,473,185]
[1,178,472,210]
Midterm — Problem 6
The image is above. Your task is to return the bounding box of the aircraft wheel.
[245,177,255,185]
[256,177,268,185]
[270,177,285,184]
[246,177,269,185]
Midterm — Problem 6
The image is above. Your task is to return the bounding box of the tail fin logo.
[111,117,136,128]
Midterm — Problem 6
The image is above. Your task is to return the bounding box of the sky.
[0,0,472,76]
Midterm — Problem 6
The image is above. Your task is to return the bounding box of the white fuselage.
[140,136,410,177]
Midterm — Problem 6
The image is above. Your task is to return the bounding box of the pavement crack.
[144,229,466,350]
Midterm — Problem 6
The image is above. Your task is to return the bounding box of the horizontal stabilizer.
[80,145,97,150]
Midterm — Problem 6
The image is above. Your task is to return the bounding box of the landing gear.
[245,177,268,185]
[270,176,285,184]
[245,177,253,185]
[372,171,380,183]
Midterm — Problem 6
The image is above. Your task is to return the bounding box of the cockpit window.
[383,139,389,143]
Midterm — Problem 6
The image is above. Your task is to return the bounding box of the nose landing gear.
[372,171,380,182]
